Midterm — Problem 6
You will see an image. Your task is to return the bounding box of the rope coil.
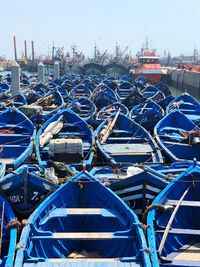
[142,204,166,224]
[6,219,21,231]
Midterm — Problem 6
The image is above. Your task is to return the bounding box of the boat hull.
[133,73,161,84]
[14,172,151,266]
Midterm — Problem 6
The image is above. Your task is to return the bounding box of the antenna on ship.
[194,47,198,64]
[145,38,149,49]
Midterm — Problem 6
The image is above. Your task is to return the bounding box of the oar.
[39,115,63,147]
[158,184,191,256]
[100,108,121,143]
[0,201,5,257]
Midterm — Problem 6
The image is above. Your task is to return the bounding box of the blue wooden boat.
[83,79,96,91]
[0,164,58,216]
[90,166,129,183]
[120,73,133,83]
[133,76,151,90]
[116,81,134,100]
[0,107,36,169]
[92,84,118,109]
[147,161,200,267]
[103,80,118,90]
[0,92,27,110]
[34,89,64,117]
[33,86,48,96]
[154,82,171,97]
[145,161,193,181]
[69,84,92,98]
[154,109,200,163]
[96,102,129,123]
[0,83,10,95]
[166,92,200,124]
[141,86,165,103]
[69,97,97,122]
[36,108,95,171]
[3,74,11,85]
[157,95,174,111]
[24,89,41,105]
[20,78,30,87]
[141,85,159,99]
[21,89,64,121]
[14,171,151,267]
[57,86,69,98]
[47,82,58,89]
[96,112,163,166]
[129,100,164,132]
[0,193,17,267]
[51,78,62,86]
[31,83,48,96]
[110,165,168,218]
[61,79,73,91]
[122,90,146,110]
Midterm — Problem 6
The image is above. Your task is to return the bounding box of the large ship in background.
[131,41,162,83]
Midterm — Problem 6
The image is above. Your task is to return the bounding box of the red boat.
[131,43,162,83]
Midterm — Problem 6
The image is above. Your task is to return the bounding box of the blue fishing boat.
[133,76,151,90]
[0,92,27,110]
[157,95,174,111]
[129,100,164,132]
[24,89,41,105]
[141,86,165,103]
[0,83,10,95]
[96,102,129,123]
[57,86,69,98]
[147,161,200,267]
[20,78,30,88]
[14,171,151,266]
[61,79,73,91]
[31,83,48,96]
[122,90,146,110]
[116,81,134,100]
[104,80,118,91]
[21,89,64,121]
[0,107,36,169]
[152,83,172,109]
[36,108,95,171]
[83,79,96,91]
[119,73,133,83]
[95,111,163,166]
[47,82,58,90]
[154,82,171,97]
[0,193,17,267]
[0,165,58,216]
[166,92,200,124]
[3,74,11,85]
[90,165,129,183]
[154,109,200,163]
[110,165,168,218]
[69,97,97,122]
[69,84,92,98]
[145,161,193,181]
[141,85,159,99]
[92,84,118,109]
[33,89,64,117]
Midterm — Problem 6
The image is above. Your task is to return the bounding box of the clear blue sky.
[1,0,199,59]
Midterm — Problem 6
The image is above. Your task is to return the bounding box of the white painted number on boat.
[10,195,21,203]
[31,191,39,201]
